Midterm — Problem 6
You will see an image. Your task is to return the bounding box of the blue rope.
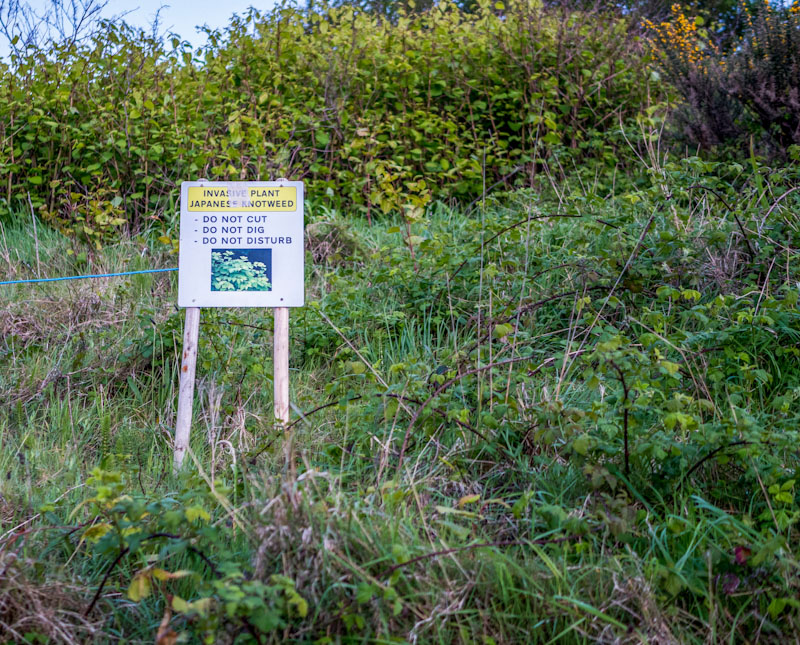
[0,267,178,286]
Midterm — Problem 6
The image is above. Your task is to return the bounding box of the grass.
[1,160,799,643]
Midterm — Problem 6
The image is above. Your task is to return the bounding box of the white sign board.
[178,181,304,307]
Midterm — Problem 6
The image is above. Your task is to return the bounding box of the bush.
[646,2,800,155]
[0,0,659,237]
[729,1,800,150]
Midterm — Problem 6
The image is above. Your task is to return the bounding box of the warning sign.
[186,186,297,211]
[178,181,304,307]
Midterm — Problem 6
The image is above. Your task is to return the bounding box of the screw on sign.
[173,180,304,472]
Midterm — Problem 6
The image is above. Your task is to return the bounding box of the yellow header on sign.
[187,186,297,212]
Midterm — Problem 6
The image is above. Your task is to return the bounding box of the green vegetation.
[646,1,800,155]
[211,250,272,292]
[1,0,799,643]
[0,0,658,238]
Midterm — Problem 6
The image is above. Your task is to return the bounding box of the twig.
[441,214,584,289]
[396,353,576,471]
[136,450,146,496]
[462,165,524,215]
[287,396,363,431]
[84,546,129,616]
[567,212,656,377]
[760,185,800,228]
[84,532,218,616]
[250,391,490,463]
[503,285,608,324]
[313,308,412,414]
[200,319,273,333]
[444,276,597,373]
[606,360,630,476]
[383,393,490,443]
[680,441,755,485]
[688,184,756,258]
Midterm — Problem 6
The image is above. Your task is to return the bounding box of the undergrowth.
[1,143,799,643]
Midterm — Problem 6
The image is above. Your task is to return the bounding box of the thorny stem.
[607,360,630,476]
[84,532,218,616]
[396,352,584,472]
[688,184,756,258]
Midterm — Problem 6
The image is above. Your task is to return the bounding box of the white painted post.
[174,306,200,471]
[273,307,292,474]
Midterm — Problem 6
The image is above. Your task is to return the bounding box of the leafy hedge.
[0,0,661,241]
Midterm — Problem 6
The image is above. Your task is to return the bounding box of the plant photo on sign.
[211,249,272,292]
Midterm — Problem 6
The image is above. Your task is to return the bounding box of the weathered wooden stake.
[174,306,200,471]
[273,307,293,474]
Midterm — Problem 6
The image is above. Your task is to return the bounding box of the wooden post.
[174,306,200,471]
[273,307,292,474]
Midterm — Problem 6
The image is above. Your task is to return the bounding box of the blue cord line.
[0,267,178,286]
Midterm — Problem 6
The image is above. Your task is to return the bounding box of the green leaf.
[457,494,480,507]
[127,570,152,602]
[435,505,479,518]
[80,523,113,543]
[572,434,591,456]
[356,582,374,604]
[153,568,192,581]
[185,506,211,523]
[172,595,189,612]
[493,323,513,339]
[768,598,787,620]
[349,361,366,375]
[659,361,680,376]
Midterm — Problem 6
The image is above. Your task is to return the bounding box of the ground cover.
[1,146,799,642]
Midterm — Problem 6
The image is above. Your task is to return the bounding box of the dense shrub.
[729,1,800,149]
[0,0,659,240]
[646,1,800,154]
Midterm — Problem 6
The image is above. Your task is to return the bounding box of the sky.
[100,0,280,44]
[1,0,280,59]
